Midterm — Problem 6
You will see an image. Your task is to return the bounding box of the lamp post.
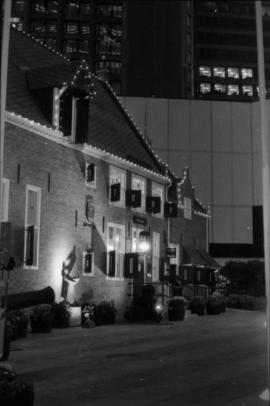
[255,1,270,402]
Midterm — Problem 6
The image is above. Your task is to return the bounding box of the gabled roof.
[7,28,165,176]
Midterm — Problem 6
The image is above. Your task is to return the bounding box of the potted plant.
[0,366,34,405]
[189,296,206,316]
[91,301,116,326]
[51,301,70,328]
[30,304,53,333]
[167,297,186,321]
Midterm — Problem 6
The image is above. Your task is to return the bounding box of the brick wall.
[4,122,207,314]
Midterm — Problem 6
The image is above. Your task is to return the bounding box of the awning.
[182,246,220,269]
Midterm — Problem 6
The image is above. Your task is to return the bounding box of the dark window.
[81,2,92,15]
[65,1,80,16]
[13,0,25,12]
[64,40,78,53]
[97,4,112,17]
[79,40,89,54]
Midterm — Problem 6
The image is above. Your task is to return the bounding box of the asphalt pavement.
[2,308,269,406]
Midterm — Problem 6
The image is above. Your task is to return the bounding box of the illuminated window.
[199,66,211,77]
[66,22,79,34]
[80,23,90,35]
[46,38,56,48]
[200,83,211,94]
[24,185,41,269]
[241,68,253,79]
[33,0,46,12]
[213,67,225,78]
[32,21,46,32]
[228,84,239,95]
[242,85,253,96]
[112,5,123,18]
[107,223,125,279]
[132,175,146,212]
[46,21,57,32]
[227,67,239,79]
[214,83,226,93]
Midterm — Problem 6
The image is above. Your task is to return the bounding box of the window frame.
[106,222,125,280]
[131,174,146,213]
[109,165,126,207]
[151,181,164,217]
[23,185,42,270]
[82,251,94,277]
[85,163,96,188]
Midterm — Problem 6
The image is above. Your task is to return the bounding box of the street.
[5,309,268,406]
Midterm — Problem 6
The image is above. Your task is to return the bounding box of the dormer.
[52,86,90,143]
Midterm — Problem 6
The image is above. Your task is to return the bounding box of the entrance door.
[132,228,145,283]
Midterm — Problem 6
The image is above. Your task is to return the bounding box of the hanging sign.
[133,215,147,226]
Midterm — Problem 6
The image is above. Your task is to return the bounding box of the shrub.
[51,302,70,328]
[30,304,53,333]
[91,301,116,326]
[6,310,28,340]
[227,294,266,311]
[168,297,186,321]
[189,296,206,316]
[0,366,34,406]
[206,293,226,315]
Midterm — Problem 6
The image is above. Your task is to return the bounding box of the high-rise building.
[10,1,270,101]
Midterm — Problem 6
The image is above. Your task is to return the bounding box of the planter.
[51,302,70,328]
[30,305,53,333]
[168,298,186,321]
[69,306,81,327]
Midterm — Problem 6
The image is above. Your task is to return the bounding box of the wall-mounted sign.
[133,215,147,226]
[166,247,176,258]
[184,197,192,220]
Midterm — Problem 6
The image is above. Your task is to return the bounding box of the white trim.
[23,185,41,270]
[1,178,9,222]
[85,163,96,188]
[5,111,168,183]
[71,97,78,143]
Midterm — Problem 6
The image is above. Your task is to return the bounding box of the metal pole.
[255,1,270,401]
[0,0,11,361]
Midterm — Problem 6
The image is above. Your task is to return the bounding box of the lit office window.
[213,67,225,78]
[200,83,211,94]
[214,83,226,93]
[228,84,239,96]
[199,66,211,77]
[65,1,79,15]
[227,67,240,79]
[66,22,79,34]
[112,5,123,18]
[242,85,253,96]
[46,21,57,32]
[32,21,46,32]
[241,68,253,79]
[80,23,90,35]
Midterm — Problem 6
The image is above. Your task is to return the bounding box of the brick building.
[2,28,216,314]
